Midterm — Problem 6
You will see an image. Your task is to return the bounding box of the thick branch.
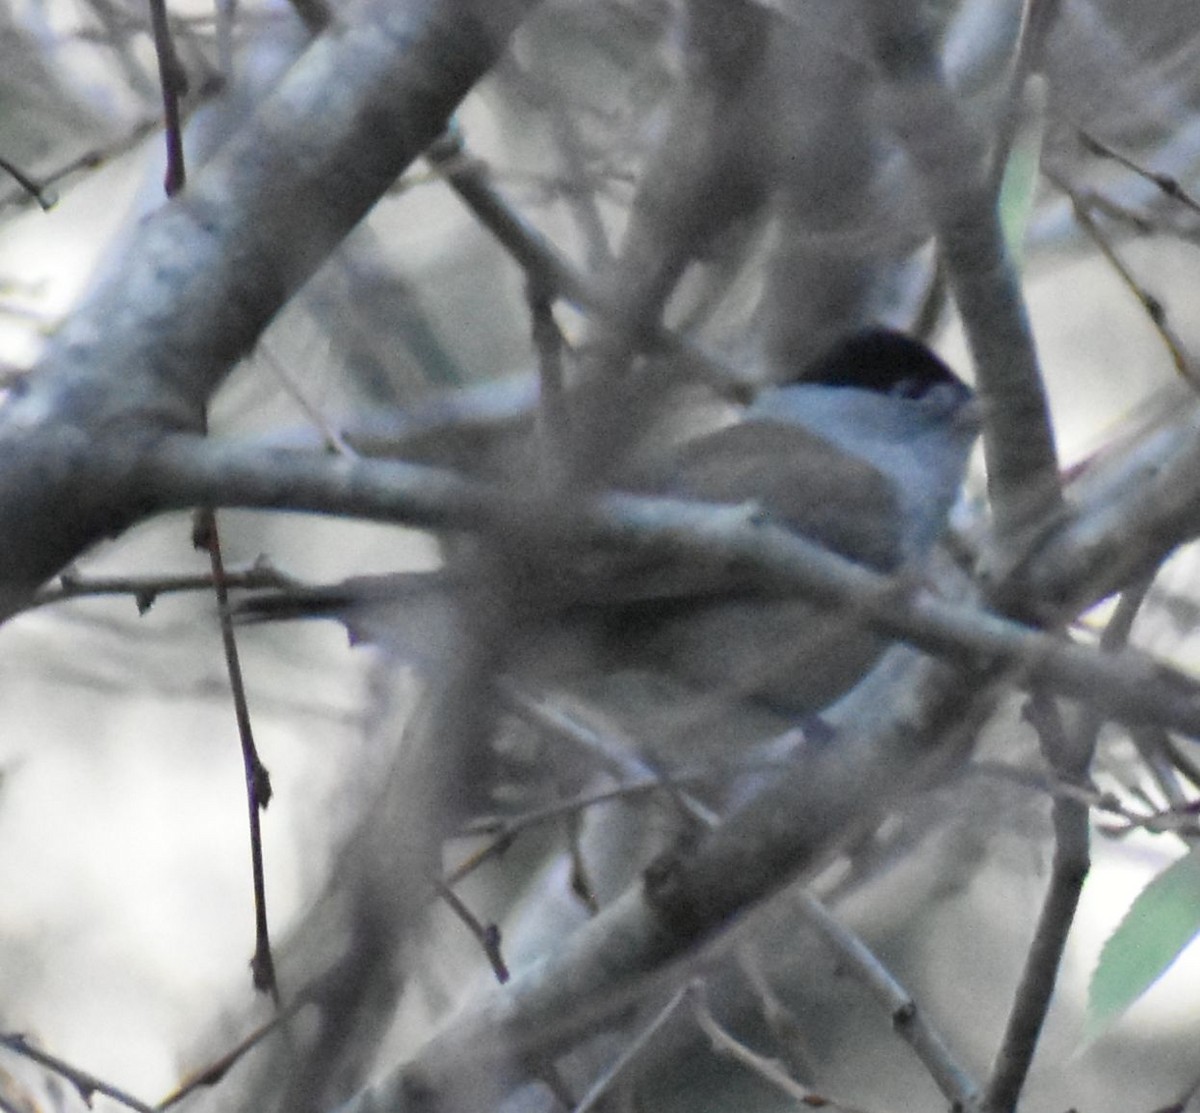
[0,0,537,613]
[861,1,1061,552]
[136,435,1200,738]
[334,656,988,1112]
[1026,397,1200,610]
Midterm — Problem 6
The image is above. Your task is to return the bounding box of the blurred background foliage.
[3,1,1200,1111]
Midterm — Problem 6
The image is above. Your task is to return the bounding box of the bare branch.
[861,0,1061,553]
[690,982,866,1111]
[340,655,989,1111]
[1045,168,1197,385]
[0,1033,155,1113]
[194,509,279,1000]
[572,984,690,1113]
[425,130,749,398]
[0,0,538,614]
[795,892,981,1109]
[140,435,1200,739]
[1028,397,1200,610]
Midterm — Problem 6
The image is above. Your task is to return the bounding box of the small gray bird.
[239,329,978,716]
[601,328,979,710]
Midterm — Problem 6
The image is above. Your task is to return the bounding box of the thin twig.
[735,943,819,1081]
[192,510,279,1001]
[497,55,616,272]
[984,580,1154,1111]
[1079,130,1200,221]
[967,759,1197,838]
[0,155,57,210]
[147,0,189,195]
[572,983,690,1113]
[984,695,1089,1113]
[527,277,571,484]
[0,121,161,211]
[795,892,981,1109]
[448,776,707,887]
[689,982,886,1112]
[496,681,720,827]
[0,1033,154,1113]
[256,343,360,459]
[154,1009,300,1110]
[690,980,812,1104]
[29,559,300,613]
[1045,167,1199,387]
[428,873,510,984]
[425,129,751,400]
[1130,726,1191,814]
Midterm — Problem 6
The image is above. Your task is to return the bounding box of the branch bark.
[138,434,1200,739]
[332,655,990,1112]
[0,0,538,614]
[861,0,1062,557]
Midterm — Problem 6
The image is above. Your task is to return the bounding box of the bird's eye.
[892,378,926,400]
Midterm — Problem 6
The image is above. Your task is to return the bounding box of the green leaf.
[998,74,1048,268]
[1086,845,1200,1041]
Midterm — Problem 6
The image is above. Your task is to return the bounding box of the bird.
[237,328,979,718]
[595,327,979,711]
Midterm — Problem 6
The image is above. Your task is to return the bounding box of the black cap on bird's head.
[798,328,972,405]
[747,328,978,558]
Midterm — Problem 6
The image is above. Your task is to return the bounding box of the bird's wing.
[623,418,904,572]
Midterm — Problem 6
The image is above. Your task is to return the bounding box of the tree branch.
[139,434,1200,738]
[861,0,1061,555]
[1027,396,1200,610]
[330,655,990,1111]
[0,0,538,615]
